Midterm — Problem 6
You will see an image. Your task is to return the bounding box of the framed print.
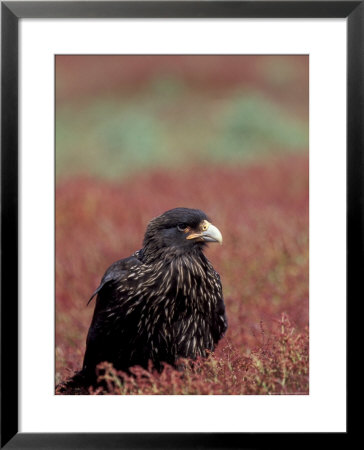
[1,1,358,447]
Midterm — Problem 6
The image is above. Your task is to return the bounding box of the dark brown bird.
[82,207,227,379]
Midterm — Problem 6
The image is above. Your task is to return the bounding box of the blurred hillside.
[56,55,308,180]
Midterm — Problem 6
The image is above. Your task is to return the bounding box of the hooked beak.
[186,220,223,244]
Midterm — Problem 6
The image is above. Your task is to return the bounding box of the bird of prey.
[82,207,227,379]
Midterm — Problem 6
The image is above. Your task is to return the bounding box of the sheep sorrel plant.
[56,155,309,395]
[79,312,308,395]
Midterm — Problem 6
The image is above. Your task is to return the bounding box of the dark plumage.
[82,207,227,379]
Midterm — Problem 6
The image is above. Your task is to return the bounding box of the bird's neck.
[144,247,212,286]
[140,244,206,266]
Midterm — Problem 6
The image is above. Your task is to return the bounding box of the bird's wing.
[87,253,142,305]
[82,253,144,376]
[211,271,228,343]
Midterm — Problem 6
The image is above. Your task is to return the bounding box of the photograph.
[55,55,309,395]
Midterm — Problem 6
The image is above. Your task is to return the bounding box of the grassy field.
[56,156,308,395]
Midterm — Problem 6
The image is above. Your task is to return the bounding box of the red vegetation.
[56,155,309,394]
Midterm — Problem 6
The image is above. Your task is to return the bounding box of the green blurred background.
[56,55,308,180]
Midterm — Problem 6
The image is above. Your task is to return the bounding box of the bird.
[81,207,227,380]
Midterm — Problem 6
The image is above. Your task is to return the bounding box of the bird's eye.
[177,223,188,231]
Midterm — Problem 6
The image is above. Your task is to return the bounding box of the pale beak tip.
[202,223,223,245]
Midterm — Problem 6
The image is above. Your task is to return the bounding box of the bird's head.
[142,207,222,260]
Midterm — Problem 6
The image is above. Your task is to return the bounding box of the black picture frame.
[1,1,358,447]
